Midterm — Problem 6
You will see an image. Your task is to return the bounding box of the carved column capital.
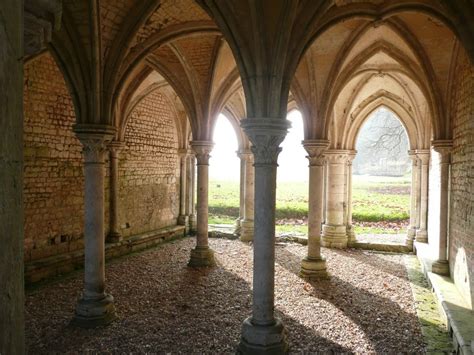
[302,140,330,166]
[324,149,350,164]
[241,118,291,166]
[432,140,453,164]
[108,140,124,158]
[178,148,189,159]
[415,149,430,165]
[74,124,116,164]
[191,140,214,165]
[346,150,357,166]
[237,148,254,163]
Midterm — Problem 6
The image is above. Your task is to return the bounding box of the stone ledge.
[414,242,474,355]
[349,241,411,253]
[25,225,186,284]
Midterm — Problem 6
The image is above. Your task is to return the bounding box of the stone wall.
[119,89,180,237]
[23,53,85,262]
[23,53,181,264]
[449,48,474,310]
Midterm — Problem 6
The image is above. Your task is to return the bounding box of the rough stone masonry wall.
[23,53,85,262]
[119,89,180,238]
[449,48,474,310]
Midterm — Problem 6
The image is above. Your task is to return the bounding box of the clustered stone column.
[72,125,117,328]
[188,141,215,267]
[187,151,197,233]
[240,148,255,242]
[346,151,356,244]
[177,149,189,230]
[431,140,453,276]
[406,151,418,248]
[322,150,349,248]
[415,150,430,243]
[239,118,290,354]
[300,140,329,279]
[107,141,123,243]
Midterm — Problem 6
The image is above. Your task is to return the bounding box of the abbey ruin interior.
[1,0,473,353]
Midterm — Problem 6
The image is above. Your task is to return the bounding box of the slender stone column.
[300,140,330,280]
[322,150,349,248]
[406,151,418,248]
[240,149,255,242]
[72,125,117,328]
[346,151,356,244]
[188,141,215,267]
[431,141,453,276]
[238,118,290,354]
[177,149,189,229]
[107,141,123,243]
[416,150,430,243]
[235,150,245,235]
[187,153,197,233]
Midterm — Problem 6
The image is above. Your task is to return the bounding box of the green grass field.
[208,175,411,235]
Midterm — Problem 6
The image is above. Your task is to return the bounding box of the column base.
[240,220,254,242]
[346,225,356,244]
[189,214,197,234]
[188,246,216,267]
[234,218,242,235]
[71,293,116,328]
[299,256,329,280]
[178,214,189,226]
[321,224,348,249]
[106,232,122,243]
[432,260,450,276]
[238,317,288,355]
[415,229,428,243]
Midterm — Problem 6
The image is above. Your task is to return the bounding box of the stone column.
[235,150,245,235]
[322,150,349,248]
[188,141,215,267]
[187,152,197,233]
[72,125,117,328]
[177,149,189,230]
[406,151,418,248]
[0,1,24,351]
[300,140,329,279]
[240,149,255,242]
[238,118,290,354]
[416,150,430,243]
[431,141,453,276]
[346,151,356,244]
[107,141,123,243]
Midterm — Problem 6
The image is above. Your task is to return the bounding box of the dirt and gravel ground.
[26,237,425,354]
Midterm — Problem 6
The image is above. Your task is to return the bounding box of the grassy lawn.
[208,175,410,235]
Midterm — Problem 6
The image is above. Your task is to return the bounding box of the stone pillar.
[177,149,189,229]
[238,118,290,354]
[346,151,356,244]
[187,152,197,233]
[406,151,418,248]
[107,141,123,243]
[240,149,255,242]
[235,150,245,235]
[72,125,117,328]
[416,150,430,243]
[188,141,215,267]
[0,1,24,351]
[431,141,453,276]
[300,140,329,280]
[322,150,349,248]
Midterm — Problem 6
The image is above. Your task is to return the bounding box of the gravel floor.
[26,237,425,353]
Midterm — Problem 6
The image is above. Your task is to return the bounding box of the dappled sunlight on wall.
[452,248,473,309]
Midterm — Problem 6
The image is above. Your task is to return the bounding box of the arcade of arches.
[1,0,473,353]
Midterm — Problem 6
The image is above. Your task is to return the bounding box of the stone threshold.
[414,242,474,355]
[25,225,186,284]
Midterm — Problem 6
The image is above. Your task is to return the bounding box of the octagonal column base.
[432,260,450,276]
[238,317,288,355]
[240,220,254,242]
[321,225,348,249]
[71,293,116,328]
[188,246,216,267]
[299,257,329,280]
[415,229,428,243]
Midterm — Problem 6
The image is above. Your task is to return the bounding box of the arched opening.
[275,110,309,235]
[351,107,411,243]
[208,113,241,228]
